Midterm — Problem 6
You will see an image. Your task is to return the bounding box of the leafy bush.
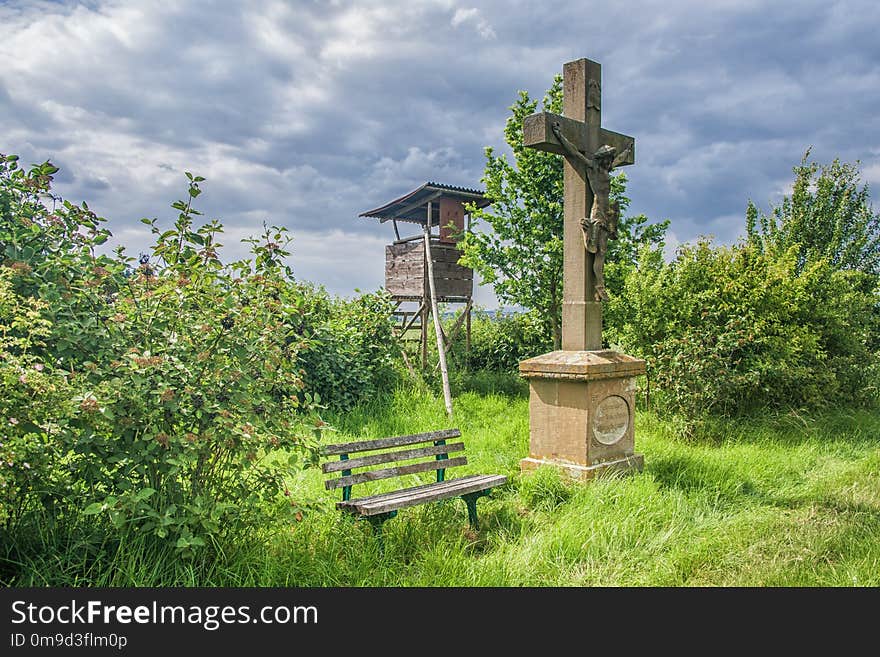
[0,268,74,531]
[298,285,400,410]
[450,309,553,373]
[0,153,395,550]
[614,239,880,431]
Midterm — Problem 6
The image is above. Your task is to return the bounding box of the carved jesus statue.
[551,122,631,301]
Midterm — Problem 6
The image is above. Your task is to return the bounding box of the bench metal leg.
[460,491,491,531]
[365,511,397,553]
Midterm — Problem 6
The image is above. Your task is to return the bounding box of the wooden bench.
[322,429,507,535]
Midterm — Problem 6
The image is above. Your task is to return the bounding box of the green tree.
[746,149,880,277]
[459,77,666,348]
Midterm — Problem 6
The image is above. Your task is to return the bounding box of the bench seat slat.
[323,429,461,456]
[337,476,472,505]
[353,475,506,509]
[325,456,468,490]
[337,474,508,516]
[322,442,465,474]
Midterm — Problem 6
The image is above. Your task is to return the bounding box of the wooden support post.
[399,301,425,337]
[466,300,472,352]
[420,299,428,371]
[425,202,453,418]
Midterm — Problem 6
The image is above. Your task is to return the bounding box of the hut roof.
[359,181,491,225]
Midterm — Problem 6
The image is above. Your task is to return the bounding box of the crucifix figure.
[523,58,635,349]
[552,123,631,301]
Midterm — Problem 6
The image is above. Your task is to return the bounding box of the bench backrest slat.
[325,456,468,490]
[323,429,461,456]
[322,442,465,474]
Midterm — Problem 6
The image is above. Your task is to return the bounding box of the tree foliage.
[747,149,880,277]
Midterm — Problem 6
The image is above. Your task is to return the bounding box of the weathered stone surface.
[519,349,646,381]
[521,453,644,481]
[521,357,641,470]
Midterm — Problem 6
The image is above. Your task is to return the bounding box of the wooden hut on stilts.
[359,182,490,379]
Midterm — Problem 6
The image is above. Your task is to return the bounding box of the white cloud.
[451,7,496,39]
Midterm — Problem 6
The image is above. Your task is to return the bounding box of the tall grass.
[5,380,880,586]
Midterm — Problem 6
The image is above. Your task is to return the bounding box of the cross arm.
[523,111,635,166]
[523,112,585,156]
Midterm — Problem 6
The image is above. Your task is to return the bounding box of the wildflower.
[160,388,175,402]
[155,433,170,448]
[79,398,100,413]
[33,363,44,372]
[22,462,30,470]
[8,417,18,426]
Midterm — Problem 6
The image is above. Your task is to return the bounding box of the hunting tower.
[359,182,491,370]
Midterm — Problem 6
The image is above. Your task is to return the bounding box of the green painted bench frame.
[322,429,507,538]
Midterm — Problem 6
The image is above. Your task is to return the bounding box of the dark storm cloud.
[1,0,879,300]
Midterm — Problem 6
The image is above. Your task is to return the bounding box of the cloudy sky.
[2,0,879,306]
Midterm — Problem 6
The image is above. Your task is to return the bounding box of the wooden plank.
[432,262,472,277]
[356,475,508,514]
[323,428,461,455]
[322,442,465,473]
[338,474,508,516]
[325,456,468,490]
[387,283,424,297]
[435,278,473,298]
[386,263,427,277]
[341,473,501,505]
[386,255,426,270]
[430,248,465,264]
[387,241,424,258]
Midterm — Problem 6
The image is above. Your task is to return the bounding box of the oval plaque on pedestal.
[593,395,629,445]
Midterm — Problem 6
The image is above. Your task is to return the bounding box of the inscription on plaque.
[592,395,629,445]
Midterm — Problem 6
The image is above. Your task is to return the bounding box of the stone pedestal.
[519,350,646,480]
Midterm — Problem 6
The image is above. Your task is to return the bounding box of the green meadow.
[10,381,880,587]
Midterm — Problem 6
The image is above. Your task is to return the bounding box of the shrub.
[451,309,553,373]
[615,239,880,430]
[0,154,336,549]
[298,285,400,410]
[0,268,74,531]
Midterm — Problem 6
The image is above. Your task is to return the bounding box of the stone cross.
[523,58,635,351]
